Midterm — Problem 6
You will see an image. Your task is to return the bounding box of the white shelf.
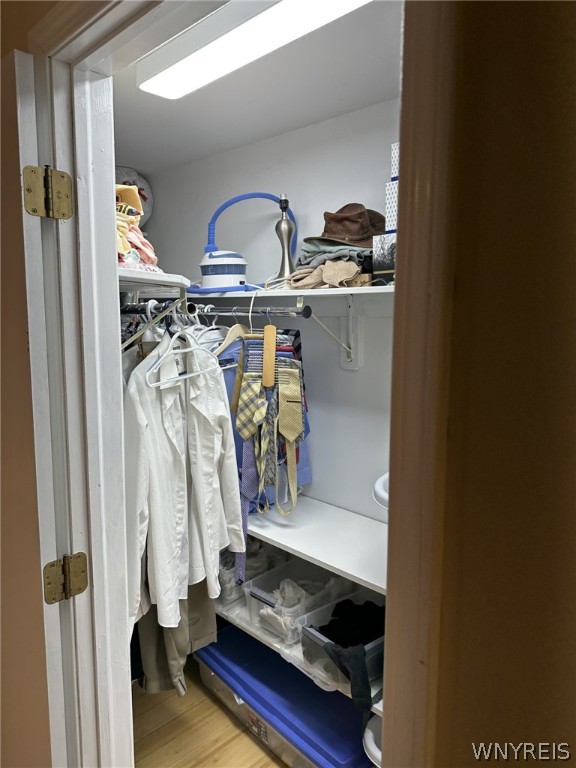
[247,497,387,595]
[187,285,394,299]
[215,597,383,716]
[118,268,190,293]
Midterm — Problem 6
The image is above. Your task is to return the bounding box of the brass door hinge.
[23,165,73,220]
[43,552,88,604]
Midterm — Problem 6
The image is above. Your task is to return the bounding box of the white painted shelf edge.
[187,285,394,299]
[118,267,191,290]
[247,496,387,595]
[215,598,383,717]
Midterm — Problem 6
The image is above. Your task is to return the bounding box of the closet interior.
[115,2,403,766]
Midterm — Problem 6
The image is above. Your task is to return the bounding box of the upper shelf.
[117,272,393,299]
[118,267,190,293]
[117,269,394,301]
[186,285,394,299]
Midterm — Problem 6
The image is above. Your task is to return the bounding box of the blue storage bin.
[195,625,371,768]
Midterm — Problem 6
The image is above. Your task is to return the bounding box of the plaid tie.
[236,373,267,439]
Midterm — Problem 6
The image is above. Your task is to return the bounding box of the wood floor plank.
[133,684,206,743]
[172,727,286,768]
[133,661,286,768]
[132,682,180,715]
[135,699,228,763]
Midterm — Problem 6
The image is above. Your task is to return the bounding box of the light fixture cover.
[138,0,374,100]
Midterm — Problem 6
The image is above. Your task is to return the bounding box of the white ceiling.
[112,1,403,176]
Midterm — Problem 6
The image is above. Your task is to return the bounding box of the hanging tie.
[277,367,304,515]
[235,373,267,441]
[236,439,259,583]
[257,386,279,512]
[235,372,267,582]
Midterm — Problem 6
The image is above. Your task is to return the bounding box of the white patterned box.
[391,142,400,179]
[385,179,398,233]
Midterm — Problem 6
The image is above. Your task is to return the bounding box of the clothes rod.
[197,304,313,318]
[198,303,351,357]
[120,301,310,318]
[121,300,197,315]
[120,300,352,359]
[120,297,189,350]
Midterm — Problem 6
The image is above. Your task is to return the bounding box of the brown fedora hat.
[303,203,386,248]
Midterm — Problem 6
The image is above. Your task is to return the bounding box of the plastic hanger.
[213,322,251,356]
[145,330,219,388]
[169,304,184,334]
[262,309,277,387]
[190,305,229,347]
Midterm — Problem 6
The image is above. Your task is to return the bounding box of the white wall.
[285,296,394,520]
[147,98,400,284]
[145,99,400,521]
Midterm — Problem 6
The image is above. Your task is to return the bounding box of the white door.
[10,4,233,765]
[5,47,132,767]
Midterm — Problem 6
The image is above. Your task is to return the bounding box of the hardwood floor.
[132,658,286,768]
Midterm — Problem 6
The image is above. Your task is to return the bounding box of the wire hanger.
[145,331,219,388]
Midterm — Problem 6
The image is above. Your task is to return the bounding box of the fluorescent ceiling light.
[138,0,374,100]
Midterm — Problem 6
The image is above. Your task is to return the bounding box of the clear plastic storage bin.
[297,586,385,687]
[244,560,356,644]
[218,537,289,606]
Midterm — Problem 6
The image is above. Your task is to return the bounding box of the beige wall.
[384,2,575,765]
[386,2,576,765]
[435,3,576,763]
[1,1,59,58]
[1,4,58,766]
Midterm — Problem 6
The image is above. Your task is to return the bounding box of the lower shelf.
[215,597,384,717]
[247,496,388,595]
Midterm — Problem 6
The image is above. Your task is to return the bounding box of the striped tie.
[257,386,279,511]
[235,437,260,583]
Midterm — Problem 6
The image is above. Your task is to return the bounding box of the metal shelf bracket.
[339,296,361,370]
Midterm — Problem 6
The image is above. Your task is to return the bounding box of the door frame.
[25,2,456,765]
[22,39,133,768]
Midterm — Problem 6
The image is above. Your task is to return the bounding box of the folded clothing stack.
[316,599,385,647]
[115,184,162,273]
[290,203,386,289]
